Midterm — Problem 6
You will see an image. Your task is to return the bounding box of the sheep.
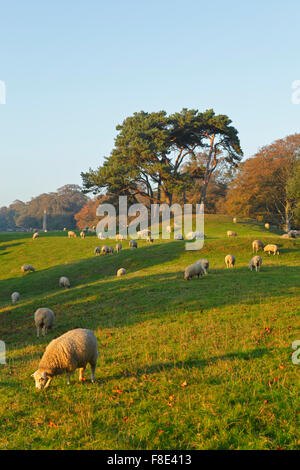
[281,233,291,239]
[288,230,300,238]
[80,231,85,239]
[63,227,67,231]
[68,231,77,238]
[265,223,270,230]
[32,232,39,240]
[108,246,114,254]
[264,244,279,255]
[34,308,55,338]
[31,328,98,389]
[97,232,105,240]
[59,276,71,288]
[101,245,110,255]
[11,292,20,304]
[117,268,126,277]
[252,240,264,253]
[225,254,236,268]
[21,264,35,275]
[137,229,150,238]
[94,246,101,256]
[249,255,262,272]
[196,258,209,275]
[184,263,204,280]
[233,217,237,224]
[227,230,237,237]
[186,231,203,240]
[147,236,154,243]
[116,243,122,253]
[116,234,125,241]
[129,240,138,248]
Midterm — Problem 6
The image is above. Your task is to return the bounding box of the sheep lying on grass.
[264,244,279,255]
[116,243,122,253]
[21,264,35,275]
[129,240,138,248]
[31,328,98,389]
[249,256,262,272]
[117,268,126,277]
[68,231,77,238]
[32,232,39,240]
[59,276,70,288]
[252,240,264,253]
[11,292,20,304]
[196,259,209,275]
[34,308,55,338]
[94,246,101,256]
[184,263,204,280]
[227,230,237,237]
[225,254,236,268]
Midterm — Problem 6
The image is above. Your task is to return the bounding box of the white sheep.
[11,292,20,304]
[34,308,55,337]
[59,276,71,288]
[101,245,110,255]
[233,217,237,224]
[252,240,264,253]
[184,263,204,280]
[249,256,262,272]
[129,240,138,248]
[108,246,114,254]
[97,232,105,239]
[227,230,237,237]
[117,268,126,277]
[225,254,236,268]
[116,243,122,253]
[196,259,209,275]
[68,231,77,238]
[264,244,279,255]
[94,246,101,256]
[31,328,98,388]
[116,234,125,241]
[265,223,270,230]
[21,264,35,275]
[80,231,85,239]
[32,232,39,240]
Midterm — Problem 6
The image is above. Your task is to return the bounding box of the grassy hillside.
[0,215,299,450]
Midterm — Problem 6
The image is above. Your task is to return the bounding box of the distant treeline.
[0,184,88,231]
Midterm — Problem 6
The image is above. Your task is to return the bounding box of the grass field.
[0,215,299,450]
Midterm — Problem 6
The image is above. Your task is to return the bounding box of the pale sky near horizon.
[0,0,300,207]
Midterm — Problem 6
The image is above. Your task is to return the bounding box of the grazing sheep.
[117,268,126,277]
[227,230,237,237]
[225,254,236,268]
[196,259,209,275]
[174,234,184,240]
[101,245,110,255]
[233,217,237,224]
[116,234,125,241]
[116,243,122,253]
[94,246,101,256]
[264,244,279,255]
[80,231,85,239]
[108,246,114,254]
[129,240,138,248]
[184,263,204,280]
[147,236,154,243]
[59,276,70,288]
[31,328,98,389]
[249,256,262,272]
[21,264,35,275]
[252,240,264,253]
[32,232,39,240]
[11,292,20,304]
[288,230,300,238]
[34,308,55,338]
[265,223,270,230]
[68,231,77,238]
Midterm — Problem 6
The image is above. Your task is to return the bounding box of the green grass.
[0,215,299,450]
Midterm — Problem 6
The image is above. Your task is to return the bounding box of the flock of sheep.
[9,221,292,389]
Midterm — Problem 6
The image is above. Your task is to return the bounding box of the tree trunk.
[284,200,292,232]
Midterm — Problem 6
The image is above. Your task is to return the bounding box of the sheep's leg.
[67,375,71,385]
[79,367,86,382]
[42,326,47,336]
[37,327,40,338]
[90,363,96,383]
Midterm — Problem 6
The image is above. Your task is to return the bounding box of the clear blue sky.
[0,0,299,207]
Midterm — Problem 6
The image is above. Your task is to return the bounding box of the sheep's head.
[31,370,52,389]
